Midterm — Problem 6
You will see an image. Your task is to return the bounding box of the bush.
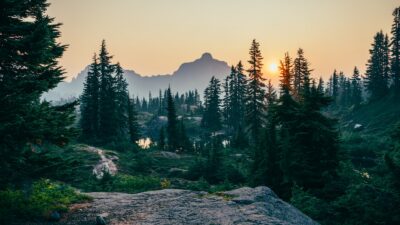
[82,173,161,193]
[0,179,89,223]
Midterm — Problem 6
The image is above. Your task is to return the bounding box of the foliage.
[82,174,161,194]
[0,180,89,223]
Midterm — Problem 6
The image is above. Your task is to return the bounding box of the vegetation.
[1,1,400,224]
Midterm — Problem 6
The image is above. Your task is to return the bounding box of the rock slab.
[25,186,318,225]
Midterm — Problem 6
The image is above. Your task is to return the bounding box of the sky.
[47,0,399,82]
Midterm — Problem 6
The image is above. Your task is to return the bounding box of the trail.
[86,146,118,179]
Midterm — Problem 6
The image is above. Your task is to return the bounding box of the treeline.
[134,89,201,115]
[201,40,338,201]
[79,41,140,144]
[324,11,400,108]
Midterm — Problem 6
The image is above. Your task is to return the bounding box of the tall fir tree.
[98,40,117,141]
[365,31,390,100]
[202,76,222,132]
[351,67,363,106]
[0,0,76,184]
[391,7,400,95]
[331,70,339,103]
[80,54,100,140]
[245,39,266,144]
[127,94,140,143]
[227,61,248,139]
[279,53,293,95]
[114,63,129,138]
[166,87,179,151]
[293,49,312,101]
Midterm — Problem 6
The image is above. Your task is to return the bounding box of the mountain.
[43,53,230,101]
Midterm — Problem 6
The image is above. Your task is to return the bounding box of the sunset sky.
[48,0,398,82]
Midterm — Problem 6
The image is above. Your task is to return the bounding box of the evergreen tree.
[166,87,179,151]
[317,77,324,94]
[223,72,232,125]
[331,70,339,103]
[279,52,293,95]
[245,39,266,144]
[391,7,400,96]
[293,49,312,100]
[351,67,363,106]
[0,0,76,184]
[98,40,117,141]
[127,95,140,143]
[80,54,100,140]
[202,76,222,132]
[365,31,390,100]
[114,62,129,138]
[225,61,248,139]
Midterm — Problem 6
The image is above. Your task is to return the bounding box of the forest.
[1,1,400,225]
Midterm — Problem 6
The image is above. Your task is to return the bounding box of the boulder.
[40,187,318,225]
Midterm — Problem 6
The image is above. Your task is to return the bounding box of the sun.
[268,63,278,73]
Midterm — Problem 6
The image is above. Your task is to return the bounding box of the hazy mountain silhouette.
[43,53,230,101]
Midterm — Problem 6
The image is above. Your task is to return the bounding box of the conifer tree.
[80,54,100,140]
[127,95,140,143]
[245,39,266,144]
[166,87,179,151]
[351,67,363,106]
[279,53,293,95]
[331,70,339,103]
[365,31,390,100]
[391,7,400,95]
[223,72,232,125]
[114,63,129,138]
[202,76,222,132]
[293,49,312,100]
[98,40,117,141]
[317,77,325,94]
[0,0,76,183]
[226,61,247,137]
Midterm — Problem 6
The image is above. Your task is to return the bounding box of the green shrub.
[82,173,161,193]
[0,179,89,223]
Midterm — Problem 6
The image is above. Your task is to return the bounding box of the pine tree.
[365,31,390,100]
[98,40,117,141]
[293,49,312,100]
[245,39,266,144]
[279,52,293,95]
[223,71,232,125]
[80,54,100,140]
[202,76,222,132]
[127,95,140,143]
[0,0,76,184]
[391,7,400,95]
[225,61,248,139]
[166,87,179,151]
[351,67,363,106]
[114,63,129,138]
[331,70,339,103]
[317,77,324,94]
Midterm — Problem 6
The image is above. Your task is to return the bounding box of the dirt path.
[86,146,118,179]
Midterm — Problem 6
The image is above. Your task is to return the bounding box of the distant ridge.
[43,53,230,101]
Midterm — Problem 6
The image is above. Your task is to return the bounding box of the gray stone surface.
[23,187,318,225]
